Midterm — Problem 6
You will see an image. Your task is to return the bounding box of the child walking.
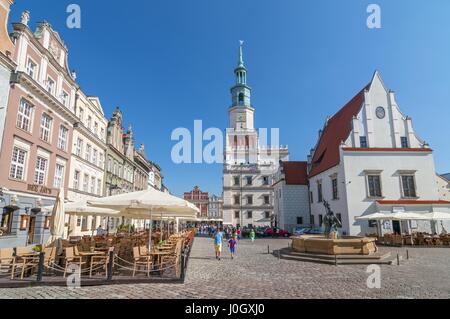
[250,228,256,243]
[228,237,237,259]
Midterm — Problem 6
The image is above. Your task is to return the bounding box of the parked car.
[265,227,291,237]
[255,227,269,238]
[292,227,310,236]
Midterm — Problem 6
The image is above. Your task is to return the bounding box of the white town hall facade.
[307,71,450,236]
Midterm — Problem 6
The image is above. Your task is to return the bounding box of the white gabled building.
[308,71,450,236]
[273,161,310,233]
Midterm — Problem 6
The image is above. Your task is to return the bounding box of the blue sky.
[10,0,450,196]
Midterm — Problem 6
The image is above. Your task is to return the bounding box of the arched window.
[238,93,244,105]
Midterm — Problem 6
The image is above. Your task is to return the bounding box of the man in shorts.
[214,228,224,260]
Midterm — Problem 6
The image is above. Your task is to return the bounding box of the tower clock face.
[376,106,386,119]
[236,113,246,122]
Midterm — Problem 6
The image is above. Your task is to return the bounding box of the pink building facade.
[0,11,78,247]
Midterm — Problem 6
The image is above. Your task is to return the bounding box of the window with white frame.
[94,122,98,136]
[85,144,92,162]
[17,99,33,132]
[90,176,96,194]
[73,170,80,190]
[78,107,84,122]
[75,138,83,157]
[40,113,52,142]
[61,91,69,107]
[57,126,68,150]
[401,175,417,198]
[92,149,98,166]
[83,174,89,192]
[317,181,323,203]
[34,156,47,185]
[100,128,105,141]
[46,77,55,95]
[367,175,382,198]
[26,58,37,79]
[53,164,64,189]
[87,115,92,130]
[331,177,338,200]
[99,153,104,168]
[10,147,27,180]
[97,179,102,196]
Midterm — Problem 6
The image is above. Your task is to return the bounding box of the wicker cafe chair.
[43,247,56,273]
[0,248,16,279]
[132,246,152,277]
[63,247,86,278]
[160,239,185,277]
[14,247,40,280]
[89,247,115,278]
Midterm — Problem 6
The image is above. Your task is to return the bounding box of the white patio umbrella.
[355,212,392,220]
[424,212,450,220]
[389,212,429,220]
[88,188,199,250]
[42,200,120,217]
[46,189,66,254]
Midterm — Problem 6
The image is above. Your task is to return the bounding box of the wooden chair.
[14,247,40,280]
[132,247,152,277]
[160,239,185,277]
[43,247,56,273]
[89,247,114,278]
[63,247,86,278]
[441,235,450,246]
[139,245,149,256]
[0,248,16,279]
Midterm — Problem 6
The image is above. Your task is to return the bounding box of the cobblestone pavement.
[0,237,449,299]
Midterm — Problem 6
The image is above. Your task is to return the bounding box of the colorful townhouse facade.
[0,11,79,247]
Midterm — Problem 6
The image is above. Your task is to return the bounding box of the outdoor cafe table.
[156,246,173,251]
[77,251,106,267]
[148,250,172,268]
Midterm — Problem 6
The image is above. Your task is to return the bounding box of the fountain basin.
[291,235,377,255]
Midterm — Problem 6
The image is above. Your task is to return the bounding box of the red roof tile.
[377,200,450,205]
[308,84,370,178]
[281,161,308,185]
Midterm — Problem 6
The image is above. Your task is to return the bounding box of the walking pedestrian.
[250,228,256,243]
[213,228,224,260]
[228,236,237,259]
[237,227,241,241]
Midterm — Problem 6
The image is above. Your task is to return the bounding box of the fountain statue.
[322,201,342,239]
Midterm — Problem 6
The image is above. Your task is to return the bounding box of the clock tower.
[228,41,255,130]
[223,42,289,228]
